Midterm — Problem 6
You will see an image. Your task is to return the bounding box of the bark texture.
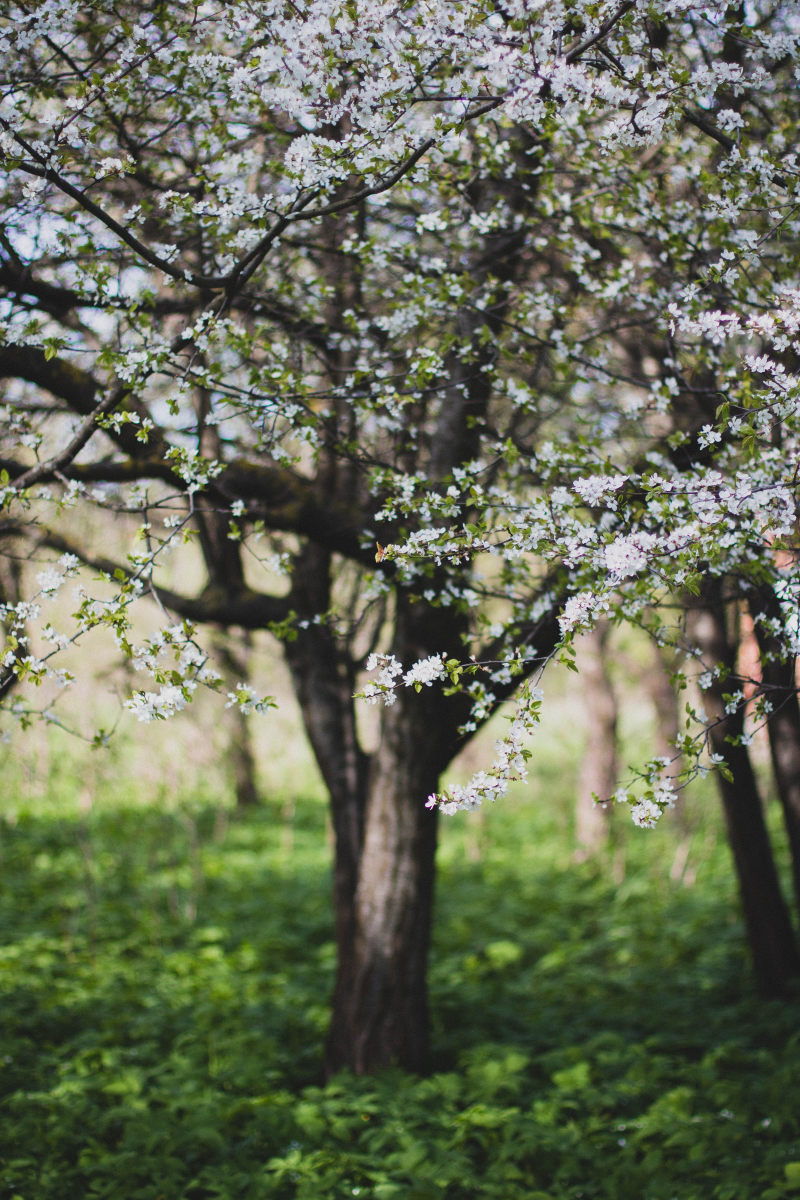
[285,567,467,1075]
[688,586,800,996]
[575,620,617,855]
[326,688,442,1074]
[748,584,800,918]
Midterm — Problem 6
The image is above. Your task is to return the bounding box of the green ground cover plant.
[1,770,799,1200]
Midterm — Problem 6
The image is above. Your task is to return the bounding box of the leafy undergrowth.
[1,789,799,1200]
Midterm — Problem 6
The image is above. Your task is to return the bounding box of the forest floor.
[1,770,799,1199]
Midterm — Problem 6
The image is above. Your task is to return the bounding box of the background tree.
[574,620,618,859]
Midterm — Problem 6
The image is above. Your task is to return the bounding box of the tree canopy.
[3,0,800,1070]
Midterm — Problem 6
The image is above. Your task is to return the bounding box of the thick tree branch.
[0,455,178,489]
[216,459,374,564]
[0,446,373,564]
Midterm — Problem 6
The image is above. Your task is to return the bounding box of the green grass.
[1,776,800,1200]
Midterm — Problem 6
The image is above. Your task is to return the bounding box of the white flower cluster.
[403,655,446,688]
[123,626,224,724]
[0,555,83,691]
[630,799,663,828]
[165,447,224,495]
[131,625,219,684]
[35,567,66,595]
[126,684,191,723]
[428,686,543,814]
[34,553,80,598]
[603,533,658,581]
[697,424,722,449]
[573,473,628,507]
[615,783,677,829]
[360,653,404,706]
[360,652,447,704]
[225,684,274,715]
[558,591,611,635]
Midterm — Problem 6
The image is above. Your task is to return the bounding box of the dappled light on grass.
[2,792,799,1199]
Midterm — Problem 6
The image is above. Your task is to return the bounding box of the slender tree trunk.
[283,620,370,1043]
[748,584,800,917]
[650,642,685,784]
[575,620,616,857]
[709,724,799,995]
[279,549,370,1064]
[289,636,446,1077]
[687,588,800,995]
[647,642,691,857]
[762,686,800,918]
[215,633,260,809]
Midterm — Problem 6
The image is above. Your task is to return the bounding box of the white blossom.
[35,568,64,596]
[403,656,446,688]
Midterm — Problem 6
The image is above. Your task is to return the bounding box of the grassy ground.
[1,754,800,1199]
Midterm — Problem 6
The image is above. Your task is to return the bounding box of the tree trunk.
[650,642,684,783]
[762,686,800,918]
[287,629,446,1076]
[215,634,260,809]
[285,558,464,1075]
[748,584,800,917]
[575,619,617,856]
[325,687,441,1075]
[687,589,800,995]
[323,586,464,1077]
[709,720,800,995]
[647,641,690,843]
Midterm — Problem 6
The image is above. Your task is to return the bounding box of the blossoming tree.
[2,0,800,1072]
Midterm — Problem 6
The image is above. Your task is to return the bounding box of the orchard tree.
[2,0,800,1075]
